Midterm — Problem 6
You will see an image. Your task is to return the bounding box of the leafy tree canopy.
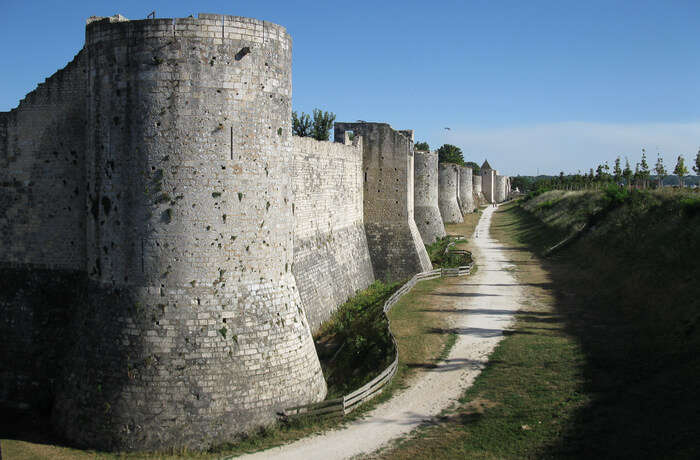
[292,111,311,137]
[415,141,430,152]
[311,109,335,141]
[436,144,464,165]
[464,161,480,175]
[674,155,689,187]
[292,109,336,141]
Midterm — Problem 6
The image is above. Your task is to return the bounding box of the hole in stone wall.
[235,47,251,61]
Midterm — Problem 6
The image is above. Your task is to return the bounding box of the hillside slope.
[515,188,700,458]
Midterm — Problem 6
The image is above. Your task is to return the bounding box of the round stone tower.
[438,163,463,224]
[458,166,475,214]
[53,14,326,451]
[413,150,446,244]
[496,175,508,202]
[473,174,484,204]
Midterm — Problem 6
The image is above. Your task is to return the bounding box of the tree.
[633,163,641,187]
[622,158,633,189]
[436,144,464,165]
[510,175,533,192]
[674,155,689,188]
[311,109,336,141]
[415,141,430,151]
[292,111,312,137]
[639,149,650,188]
[464,161,480,174]
[693,149,700,176]
[655,154,667,188]
[613,157,622,185]
[595,164,604,183]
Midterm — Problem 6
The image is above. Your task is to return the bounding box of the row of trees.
[292,109,336,141]
[290,120,700,190]
[518,149,700,192]
[415,142,481,174]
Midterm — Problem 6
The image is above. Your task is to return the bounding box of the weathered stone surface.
[2,13,328,452]
[473,174,485,205]
[292,135,374,331]
[438,163,463,224]
[0,51,87,269]
[458,166,475,214]
[495,175,508,202]
[481,160,496,203]
[413,150,446,244]
[334,122,432,281]
[0,12,454,453]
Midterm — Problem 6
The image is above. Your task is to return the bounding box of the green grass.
[381,205,588,459]
[383,191,700,459]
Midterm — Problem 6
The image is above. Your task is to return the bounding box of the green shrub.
[602,184,630,206]
[314,280,402,397]
[425,237,472,268]
[680,196,700,216]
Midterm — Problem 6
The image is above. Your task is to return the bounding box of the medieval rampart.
[334,122,431,281]
[438,163,463,223]
[473,174,485,204]
[0,51,87,269]
[291,135,374,330]
[2,13,330,451]
[0,49,88,416]
[413,150,446,244]
[482,169,495,203]
[458,166,475,214]
[0,12,487,453]
[495,175,508,202]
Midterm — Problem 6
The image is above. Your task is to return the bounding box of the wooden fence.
[280,262,473,419]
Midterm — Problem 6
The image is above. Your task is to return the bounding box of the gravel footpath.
[238,206,522,459]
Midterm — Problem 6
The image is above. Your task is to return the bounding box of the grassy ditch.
[380,202,588,459]
[513,189,700,458]
[383,190,700,459]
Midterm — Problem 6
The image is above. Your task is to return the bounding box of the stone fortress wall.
[495,175,508,203]
[413,150,446,244]
[473,174,485,204]
[0,51,87,269]
[0,48,89,420]
[292,134,374,330]
[481,162,496,203]
[0,12,510,452]
[2,13,330,451]
[458,166,475,214]
[438,163,463,223]
[334,122,432,282]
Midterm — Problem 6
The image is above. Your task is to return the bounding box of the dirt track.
[239,206,524,459]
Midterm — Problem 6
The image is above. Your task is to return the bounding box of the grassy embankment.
[1,215,484,459]
[381,189,700,459]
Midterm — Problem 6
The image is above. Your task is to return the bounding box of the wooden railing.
[280,262,473,419]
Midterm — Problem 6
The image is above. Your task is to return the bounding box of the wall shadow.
[496,200,700,459]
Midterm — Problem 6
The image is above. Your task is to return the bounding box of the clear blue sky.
[2,0,699,175]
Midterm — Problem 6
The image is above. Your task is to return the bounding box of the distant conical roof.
[481,159,492,170]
